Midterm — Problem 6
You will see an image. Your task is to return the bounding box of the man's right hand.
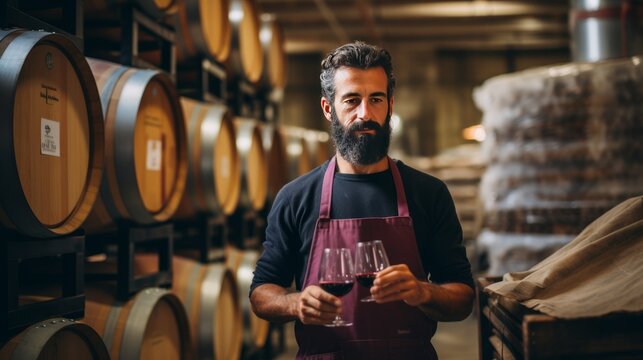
[250,283,342,324]
[296,285,342,325]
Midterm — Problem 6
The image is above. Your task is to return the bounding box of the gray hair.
[320,41,396,103]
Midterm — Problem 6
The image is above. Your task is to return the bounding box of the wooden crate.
[477,277,643,360]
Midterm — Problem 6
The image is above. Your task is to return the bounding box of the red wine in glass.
[320,281,354,297]
[355,272,376,288]
[355,240,390,302]
[319,248,355,327]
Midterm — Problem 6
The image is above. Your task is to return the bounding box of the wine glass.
[319,248,355,327]
[355,240,390,302]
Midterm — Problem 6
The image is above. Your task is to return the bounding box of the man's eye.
[345,98,359,104]
[371,97,384,103]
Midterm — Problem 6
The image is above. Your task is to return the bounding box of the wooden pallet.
[477,277,643,360]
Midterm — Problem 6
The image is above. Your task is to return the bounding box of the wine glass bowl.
[319,247,355,327]
[355,240,390,302]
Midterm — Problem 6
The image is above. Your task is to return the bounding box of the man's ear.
[321,97,332,122]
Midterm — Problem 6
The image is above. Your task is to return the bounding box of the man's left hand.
[370,264,429,306]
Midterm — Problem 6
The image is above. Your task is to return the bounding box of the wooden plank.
[496,294,538,321]
[455,202,482,214]
[489,333,519,360]
[484,306,524,358]
[488,299,523,340]
[523,313,643,359]
[477,278,494,360]
[432,166,485,181]
[447,184,480,199]
[479,277,643,359]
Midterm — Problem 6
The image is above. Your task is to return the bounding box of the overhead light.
[229,8,243,23]
[390,113,402,134]
[463,124,486,142]
[287,142,303,156]
[317,132,329,142]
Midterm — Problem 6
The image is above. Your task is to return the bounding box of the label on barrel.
[40,118,60,157]
[146,139,162,171]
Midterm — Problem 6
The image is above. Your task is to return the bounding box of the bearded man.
[250,41,474,360]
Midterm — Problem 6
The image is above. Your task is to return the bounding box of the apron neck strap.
[319,156,410,218]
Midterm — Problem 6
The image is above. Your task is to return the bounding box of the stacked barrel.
[473,56,643,276]
[282,125,332,181]
[0,0,301,359]
[79,55,192,360]
[0,29,104,238]
[174,97,241,219]
[0,319,110,359]
[0,27,108,358]
[82,58,188,233]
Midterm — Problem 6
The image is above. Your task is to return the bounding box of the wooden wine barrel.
[173,0,232,63]
[234,119,268,212]
[84,286,190,360]
[225,247,270,352]
[82,58,188,233]
[84,0,178,20]
[305,132,331,168]
[261,124,289,202]
[227,0,264,84]
[174,98,241,219]
[0,318,110,360]
[0,29,104,238]
[283,128,314,181]
[259,14,287,94]
[136,255,243,360]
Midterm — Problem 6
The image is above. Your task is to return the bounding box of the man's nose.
[356,100,372,120]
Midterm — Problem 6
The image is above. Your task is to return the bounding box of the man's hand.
[369,264,474,321]
[296,285,343,325]
[370,264,428,306]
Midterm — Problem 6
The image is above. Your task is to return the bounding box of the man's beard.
[330,107,392,166]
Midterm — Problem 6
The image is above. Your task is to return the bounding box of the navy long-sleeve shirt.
[250,160,474,294]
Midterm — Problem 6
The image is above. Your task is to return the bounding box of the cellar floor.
[270,311,479,359]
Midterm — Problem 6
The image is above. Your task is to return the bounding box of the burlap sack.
[485,195,643,318]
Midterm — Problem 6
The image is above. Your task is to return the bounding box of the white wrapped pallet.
[473,56,643,275]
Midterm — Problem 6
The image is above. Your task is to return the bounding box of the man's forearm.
[250,283,300,322]
[416,282,474,321]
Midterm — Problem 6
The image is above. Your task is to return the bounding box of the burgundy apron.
[295,156,438,360]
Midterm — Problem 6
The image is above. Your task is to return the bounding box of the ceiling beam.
[376,1,568,19]
[256,0,572,54]
[263,9,566,24]
[355,0,382,44]
[285,36,569,54]
[313,0,350,43]
[260,1,568,20]
[282,19,567,38]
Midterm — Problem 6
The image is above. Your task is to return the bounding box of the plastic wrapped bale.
[473,56,643,276]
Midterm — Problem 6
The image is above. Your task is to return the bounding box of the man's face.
[330,106,391,166]
[324,67,393,165]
